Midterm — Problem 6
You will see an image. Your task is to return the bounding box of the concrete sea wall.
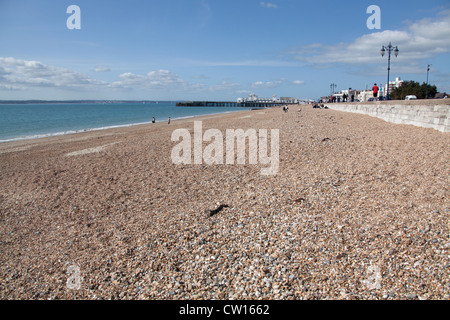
[327,100,449,133]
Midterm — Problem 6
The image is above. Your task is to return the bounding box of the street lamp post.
[381,42,399,100]
[330,83,337,97]
[426,64,432,99]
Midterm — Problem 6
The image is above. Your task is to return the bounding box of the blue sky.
[1,0,449,100]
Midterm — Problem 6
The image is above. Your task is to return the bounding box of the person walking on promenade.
[373,83,379,100]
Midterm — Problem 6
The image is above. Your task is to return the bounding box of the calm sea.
[0,102,251,143]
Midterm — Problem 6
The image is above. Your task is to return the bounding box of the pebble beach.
[0,106,449,300]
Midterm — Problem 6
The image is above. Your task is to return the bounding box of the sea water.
[0,102,252,142]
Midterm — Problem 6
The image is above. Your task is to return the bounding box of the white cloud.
[0,57,247,97]
[252,79,285,88]
[0,57,108,91]
[290,11,450,70]
[209,81,240,92]
[94,65,111,72]
[185,59,297,67]
[111,69,187,90]
[260,2,278,9]
[292,80,305,85]
[0,58,196,93]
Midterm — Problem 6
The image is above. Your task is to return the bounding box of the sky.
[0,0,449,101]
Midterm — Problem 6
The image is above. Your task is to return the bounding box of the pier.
[176,101,288,108]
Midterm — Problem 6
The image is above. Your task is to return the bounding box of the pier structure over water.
[176,101,288,108]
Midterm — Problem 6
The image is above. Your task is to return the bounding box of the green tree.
[391,81,437,100]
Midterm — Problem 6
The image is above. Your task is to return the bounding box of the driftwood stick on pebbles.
[207,203,229,217]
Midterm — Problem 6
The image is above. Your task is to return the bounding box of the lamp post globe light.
[381,42,399,100]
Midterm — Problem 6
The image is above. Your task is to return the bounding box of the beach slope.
[0,106,448,300]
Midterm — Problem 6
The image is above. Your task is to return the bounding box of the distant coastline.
[0,100,182,105]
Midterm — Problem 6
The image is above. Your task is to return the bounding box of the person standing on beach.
[373,83,379,99]
[152,117,156,123]
[168,117,171,124]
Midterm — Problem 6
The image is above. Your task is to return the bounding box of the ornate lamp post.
[381,42,399,100]
[426,64,432,99]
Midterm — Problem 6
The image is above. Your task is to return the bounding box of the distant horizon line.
[0,100,185,104]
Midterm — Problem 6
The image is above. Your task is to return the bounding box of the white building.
[385,77,404,96]
[238,93,302,104]
[358,90,373,102]
[248,93,259,102]
[237,93,258,103]
[238,93,290,103]
[280,97,299,104]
